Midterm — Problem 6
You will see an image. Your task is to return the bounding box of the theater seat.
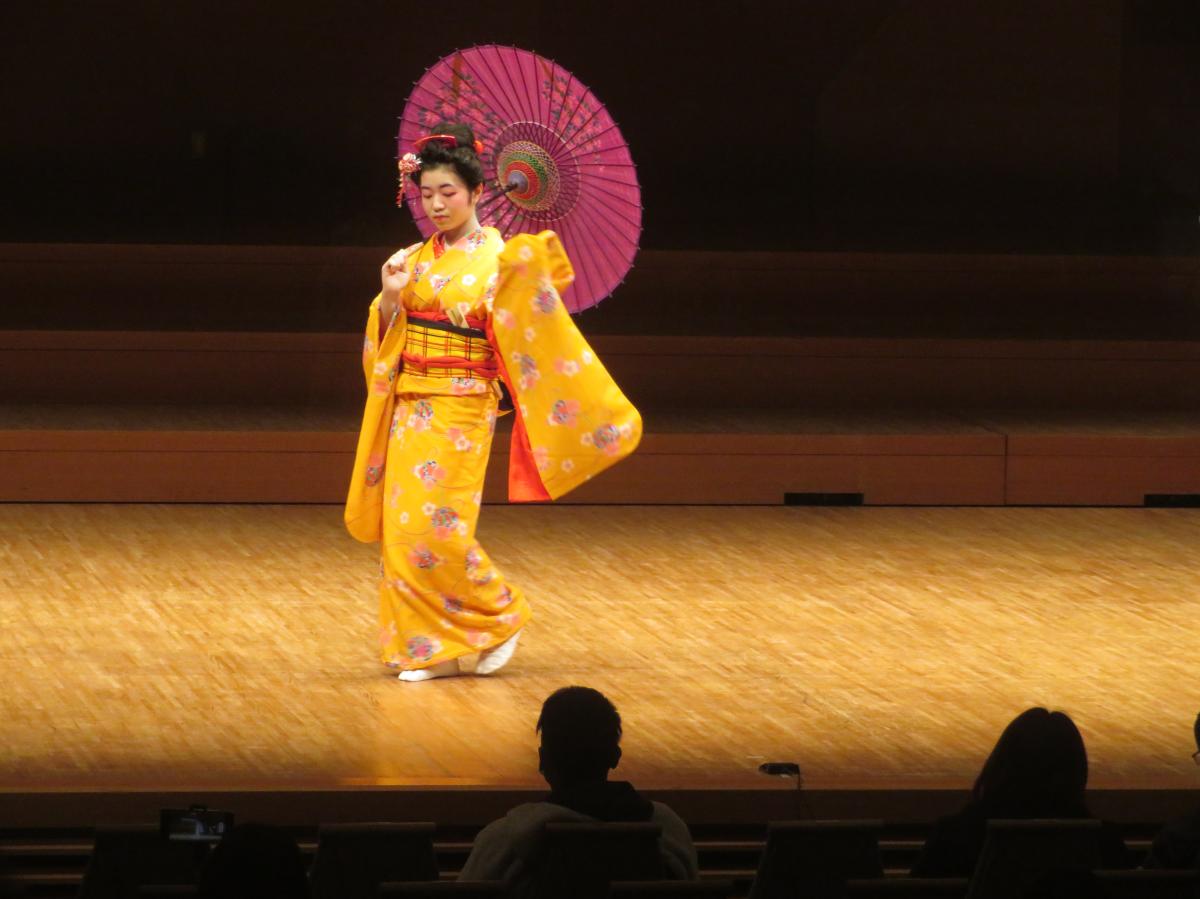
[845,877,969,898]
[608,880,735,898]
[310,822,439,899]
[521,822,665,899]
[81,827,209,899]
[378,882,507,898]
[748,820,885,899]
[1094,869,1200,899]
[965,819,1102,899]
[136,887,200,898]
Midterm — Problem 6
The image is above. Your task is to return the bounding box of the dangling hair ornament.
[396,153,421,207]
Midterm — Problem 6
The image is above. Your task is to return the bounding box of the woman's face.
[418,165,481,233]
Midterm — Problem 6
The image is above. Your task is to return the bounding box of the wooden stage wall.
[1,244,1198,506]
[3,244,1198,339]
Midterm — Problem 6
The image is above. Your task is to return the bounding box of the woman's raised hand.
[381,248,413,295]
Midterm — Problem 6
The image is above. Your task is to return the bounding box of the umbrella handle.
[502,171,528,195]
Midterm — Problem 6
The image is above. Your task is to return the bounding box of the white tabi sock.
[397,658,461,682]
[475,631,521,676]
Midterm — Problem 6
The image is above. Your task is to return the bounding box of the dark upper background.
[3,0,1198,255]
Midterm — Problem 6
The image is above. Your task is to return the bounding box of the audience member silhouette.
[459,686,699,886]
[1145,711,1200,869]
[197,822,310,899]
[910,707,1134,877]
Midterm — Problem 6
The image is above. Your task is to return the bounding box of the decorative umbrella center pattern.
[501,142,557,207]
[497,130,576,220]
[399,44,641,312]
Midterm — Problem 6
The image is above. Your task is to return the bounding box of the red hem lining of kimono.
[485,316,552,503]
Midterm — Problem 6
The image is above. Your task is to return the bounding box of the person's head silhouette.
[537,686,623,790]
[972,707,1090,818]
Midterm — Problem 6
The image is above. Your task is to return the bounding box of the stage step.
[978,412,1200,505]
[3,331,1199,411]
[0,406,1008,505]
[2,406,1198,505]
[2,329,1197,505]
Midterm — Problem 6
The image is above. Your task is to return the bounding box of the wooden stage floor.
[2,504,1198,794]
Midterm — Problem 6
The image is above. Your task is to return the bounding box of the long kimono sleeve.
[489,231,641,501]
[344,293,407,543]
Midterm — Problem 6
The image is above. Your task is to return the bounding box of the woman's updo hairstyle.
[413,121,485,192]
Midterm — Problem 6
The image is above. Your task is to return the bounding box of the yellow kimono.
[346,227,641,671]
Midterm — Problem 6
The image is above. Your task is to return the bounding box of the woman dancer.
[345,123,640,682]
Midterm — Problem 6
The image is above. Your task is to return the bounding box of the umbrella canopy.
[399,45,641,312]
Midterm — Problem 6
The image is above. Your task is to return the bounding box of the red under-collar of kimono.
[431,226,485,259]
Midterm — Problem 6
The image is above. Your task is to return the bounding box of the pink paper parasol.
[399,45,641,312]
